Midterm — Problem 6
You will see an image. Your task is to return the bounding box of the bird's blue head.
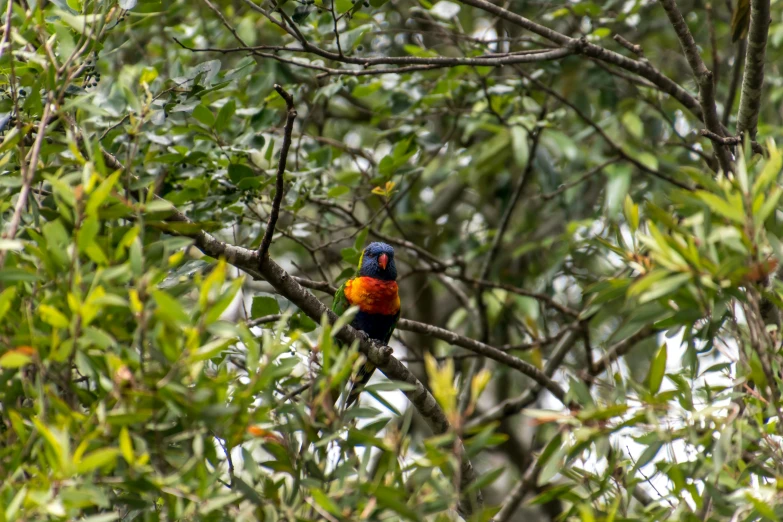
[357,242,397,281]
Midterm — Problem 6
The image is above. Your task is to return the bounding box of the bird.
[331,242,400,407]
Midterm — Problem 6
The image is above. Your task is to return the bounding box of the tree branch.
[176,38,573,69]
[723,39,746,127]
[0,99,53,270]
[399,319,571,405]
[613,34,644,57]
[736,0,770,139]
[455,0,706,124]
[258,84,296,262]
[657,0,733,173]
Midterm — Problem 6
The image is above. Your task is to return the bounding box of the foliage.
[3,0,783,520]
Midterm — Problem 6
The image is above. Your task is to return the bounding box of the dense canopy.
[2,0,783,520]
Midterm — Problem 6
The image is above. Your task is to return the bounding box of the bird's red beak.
[378,253,388,270]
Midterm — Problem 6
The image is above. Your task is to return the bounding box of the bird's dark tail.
[345,360,376,407]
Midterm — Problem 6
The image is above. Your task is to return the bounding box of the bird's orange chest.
[344,277,400,315]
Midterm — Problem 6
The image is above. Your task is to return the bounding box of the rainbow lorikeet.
[332,242,400,407]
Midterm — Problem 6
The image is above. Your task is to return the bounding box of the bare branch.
[259,84,297,262]
[736,0,771,139]
[700,129,764,154]
[534,159,620,201]
[613,34,644,57]
[0,99,53,270]
[700,129,742,144]
[657,0,733,173]
[176,38,573,69]
[723,39,746,127]
[706,4,720,84]
[0,0,13,62]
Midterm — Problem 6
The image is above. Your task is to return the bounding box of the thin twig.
[723,39,746,127]
[259,85,297,262]
[700,129,764,154]
[0,0,13,62]
[534,159,620,201]
[176,38,573,68]
[700,129,742,144]
[0,99,54,270]
[706,4,720,84]
[613,34,644,57]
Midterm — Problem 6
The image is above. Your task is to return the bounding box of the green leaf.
[352,82,382,98]
[228,163,255,185]
[119,427,134,464]
[215,100,236,132]
[55,10,102,37]
[647,344,667,394]
[251,296,280,318]
[39,304,70,329]
[746,492,778,521]
[621,112,643,139]
[464,466,505,493]
[0,286,17,323]
[76,448,120,473]
[696,190,745,223]
[624,194,639,232]
[637,272,691,303]
[0,350,33,369]
[537,432,568,486]
[192,104,215,127]
[328,185,350,198]
[139,66,157,84]
[632,441,663,474]
[192,338,233,362]
[233,476,265,506]
[364,381,417,392]
[753,140,782,195]
[312,488,341,516]
[86,170,122,216]
[151,290,189,324]
[199,494,242,514]
[605,165,632,219]
[291,312,317,332]
[511,126,529,167]
[755,186,781,227]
